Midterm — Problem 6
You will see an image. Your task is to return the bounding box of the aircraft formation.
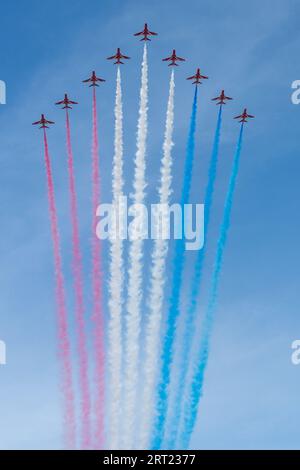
[32,22,254,128]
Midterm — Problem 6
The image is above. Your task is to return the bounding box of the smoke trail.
[165,106,223,448]
[107,67,124,450]
[139,70,175,450]
[91,87,105,448]
[42,129,76,449]
[151,87,198,450]
[123,44,148,450]
[178,124,244,449]
[65,111,91,449]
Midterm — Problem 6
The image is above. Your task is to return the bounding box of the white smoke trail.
[108,67,124,450]
[139,70,175,450]
[122,44,148,450]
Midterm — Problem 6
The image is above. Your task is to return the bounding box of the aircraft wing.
[134,31,143,36]
[107,55,117,60]
[177,57,185,61]
[162,56,171,61]
[120,54,130,59]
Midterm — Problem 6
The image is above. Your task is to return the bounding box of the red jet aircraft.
[134,23,157,41]
[187,68,208,84]
[162,50,185,66]
[234,108,255,123]
[55,94,78,109]
[32,114,55,129]
[212,90,232,105]
[82,71,106,87]
[107,48,130,64]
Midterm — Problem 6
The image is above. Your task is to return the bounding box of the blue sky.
[0,0,300,449]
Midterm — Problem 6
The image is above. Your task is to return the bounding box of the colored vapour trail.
[42,129,76,449]
[91,87,105,448]
[179,124,244,449]
[165,106,223,449]
[139,70,175,450]
[123,44,148,450]
[65,111,91,449]
[108,67,124,450]
[151,87,198,450]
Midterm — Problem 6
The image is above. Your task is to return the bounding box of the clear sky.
[0,0,299,450]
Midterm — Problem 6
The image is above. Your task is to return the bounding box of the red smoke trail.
[42,129,76,448]
[65,111,91,449]
[91,87,105,448]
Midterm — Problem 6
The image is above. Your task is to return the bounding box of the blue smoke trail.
[151,87,198,449]
[164,106,223,449]
[179,123,244,449]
